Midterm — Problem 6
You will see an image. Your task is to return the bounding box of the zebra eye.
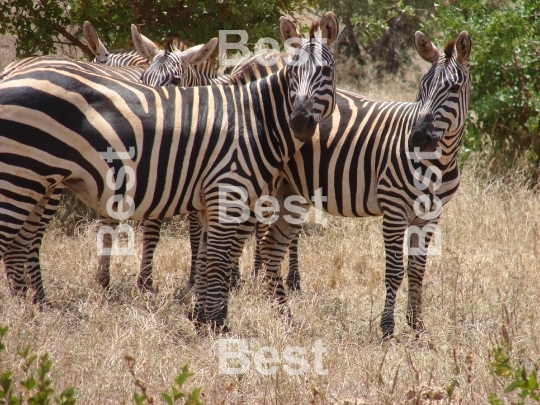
[170,77,181,86]
[321,66,333,77]
[450,83,460,92]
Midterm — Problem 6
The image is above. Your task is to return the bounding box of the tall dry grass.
[1,73,539,405]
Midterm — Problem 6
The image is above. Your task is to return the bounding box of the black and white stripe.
[0,13,339,329]
[254,31,472,338]
[1,38,220,301]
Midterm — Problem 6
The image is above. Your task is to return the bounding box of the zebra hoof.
[380,327,395,342]
[210,320,230,335]
[287,280,301,291]
[95,275,111,290]
[230,277,244,291]
[34,297,52,310]
[137,278,157,293]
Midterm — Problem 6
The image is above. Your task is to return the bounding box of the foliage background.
[2,0,538,171]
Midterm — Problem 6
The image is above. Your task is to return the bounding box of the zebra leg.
[286,235,301,291]
[190,219,208,326]
[188,212,203,287]
[228,213,257,290]
[200,198,245,331]
[204,224,237,330]
[0,189,53,302]
[258,203,305,314]
[380,215,409,339]
[137,219,162,291]
[4,185,64,301]
[258,180,306,292]
[3,245,28,297]
[405,217,440,335]
[24,186,64,304]
[252,221,265,278]
[95,217,120,289]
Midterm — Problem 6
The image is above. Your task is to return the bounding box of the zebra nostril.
[290,109,317,141]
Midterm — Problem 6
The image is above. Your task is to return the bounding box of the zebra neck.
[254,69,300,162]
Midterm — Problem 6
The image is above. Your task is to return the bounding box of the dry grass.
[1,59,540,404]
[3,157,539,405]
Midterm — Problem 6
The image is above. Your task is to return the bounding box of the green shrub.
[0,326,76,405]
[488,344,540,404]
[0,326,202,404]
[430,0,540,171]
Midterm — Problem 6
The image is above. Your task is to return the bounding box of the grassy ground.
[1,63,539,405]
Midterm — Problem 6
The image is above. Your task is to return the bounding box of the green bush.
[0,326,202,404]
[489,344,540,404]
[430,0,540,170]
[0,326,76,405]
[0,0,312,59]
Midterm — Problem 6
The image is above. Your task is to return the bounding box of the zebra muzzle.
[290,97,317,141]
[409,117,438,152]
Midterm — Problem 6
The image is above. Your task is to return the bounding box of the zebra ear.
[186,38,218,65]
[279,17,302,48]
[455,31,471,64]
[414,31,440,63]
[319,11,339,46]
[131,25,160,61]
[83,21,108,59]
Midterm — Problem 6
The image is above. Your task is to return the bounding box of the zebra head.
[409,31,472,153]
[83,21,110,63]
[279,12,338,141]
[133,25,218,87]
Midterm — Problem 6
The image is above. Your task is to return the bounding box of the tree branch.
[50,23,94,59]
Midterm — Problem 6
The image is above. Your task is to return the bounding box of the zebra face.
[279,13,338,141]
[139,38,218,87]
[409,31,472,153]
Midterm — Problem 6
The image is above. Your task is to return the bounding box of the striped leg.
[258,216,301,313]
[137,219,163,291]
[227,214,258,289]
[1,189,53,301]
[190,218,208,325]
[95,217,120,289]
[380,214,409,339]
[257,183,308,311]
[3,242,28,297]
[19,186,64,303]
[252,223,263,278]
[406,217,440,335]
[190,211,254,290]
[253,181,304,291]
[192,196,243,331]
[286,236,301,291]
[188,212,203,287]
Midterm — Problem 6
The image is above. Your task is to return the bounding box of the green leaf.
[22,377,36,390]
[528,370,538,390]
[506,380,527,393]
[161,392,173,405]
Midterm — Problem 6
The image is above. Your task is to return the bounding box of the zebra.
[115,29,291,292]
[7,32,265,298]
[0,38,220,303]
[0,13,339,330]
[130,25,218,80]
[83,21,150,67]
[252,31,472,339]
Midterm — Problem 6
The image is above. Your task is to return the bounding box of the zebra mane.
[225,53,285,86]
[309,20,322,40]
[444,38,457,58]
[165,35,194,53]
